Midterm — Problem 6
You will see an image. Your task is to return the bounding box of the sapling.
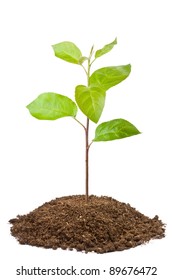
[27,38,140,202]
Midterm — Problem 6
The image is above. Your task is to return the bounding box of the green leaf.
[95,38,117,59]
[52,41,82,64]
[89,64,131,91]
[78,56,88,65]
[93,119,141,141]
[26,92,77,120]
[75,85,106,123]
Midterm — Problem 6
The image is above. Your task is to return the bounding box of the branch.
[81,64,88,76]
[90,58,96,67]
[74,117,86,131]
[88,141,93,150]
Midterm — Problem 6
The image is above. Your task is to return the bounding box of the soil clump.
[9,195,165,253]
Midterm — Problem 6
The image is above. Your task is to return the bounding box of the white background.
[0,0,173,279]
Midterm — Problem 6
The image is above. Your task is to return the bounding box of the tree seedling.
[26,38,141,202]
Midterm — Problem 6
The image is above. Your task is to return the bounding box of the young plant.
[27,38,140,202]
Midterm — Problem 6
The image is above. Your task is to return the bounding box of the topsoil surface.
[9,195,165,253]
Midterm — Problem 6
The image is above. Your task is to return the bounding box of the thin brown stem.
[85,118,89,202]
[83,45,95,202]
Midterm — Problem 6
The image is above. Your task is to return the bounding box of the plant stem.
[74,117,86,130]
[85,117,89,202]
[81,64,88,76]
[79,46,94,202]
[84,46,94,203]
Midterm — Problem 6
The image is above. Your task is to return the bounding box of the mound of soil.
[9,195,165,253]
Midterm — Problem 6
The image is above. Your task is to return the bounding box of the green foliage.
[26,92,77,120]
[27,38,139,135]
[89,65,131,91]
[27,37,141,200]
[52,41,82,64]
[95,38,117,59]
[27,38,139,134]
[75,85,105,123]
[93,119,141,142]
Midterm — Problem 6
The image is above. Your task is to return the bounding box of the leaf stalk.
[74,117,86,130]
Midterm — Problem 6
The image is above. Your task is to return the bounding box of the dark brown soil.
[9,195,165,253]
